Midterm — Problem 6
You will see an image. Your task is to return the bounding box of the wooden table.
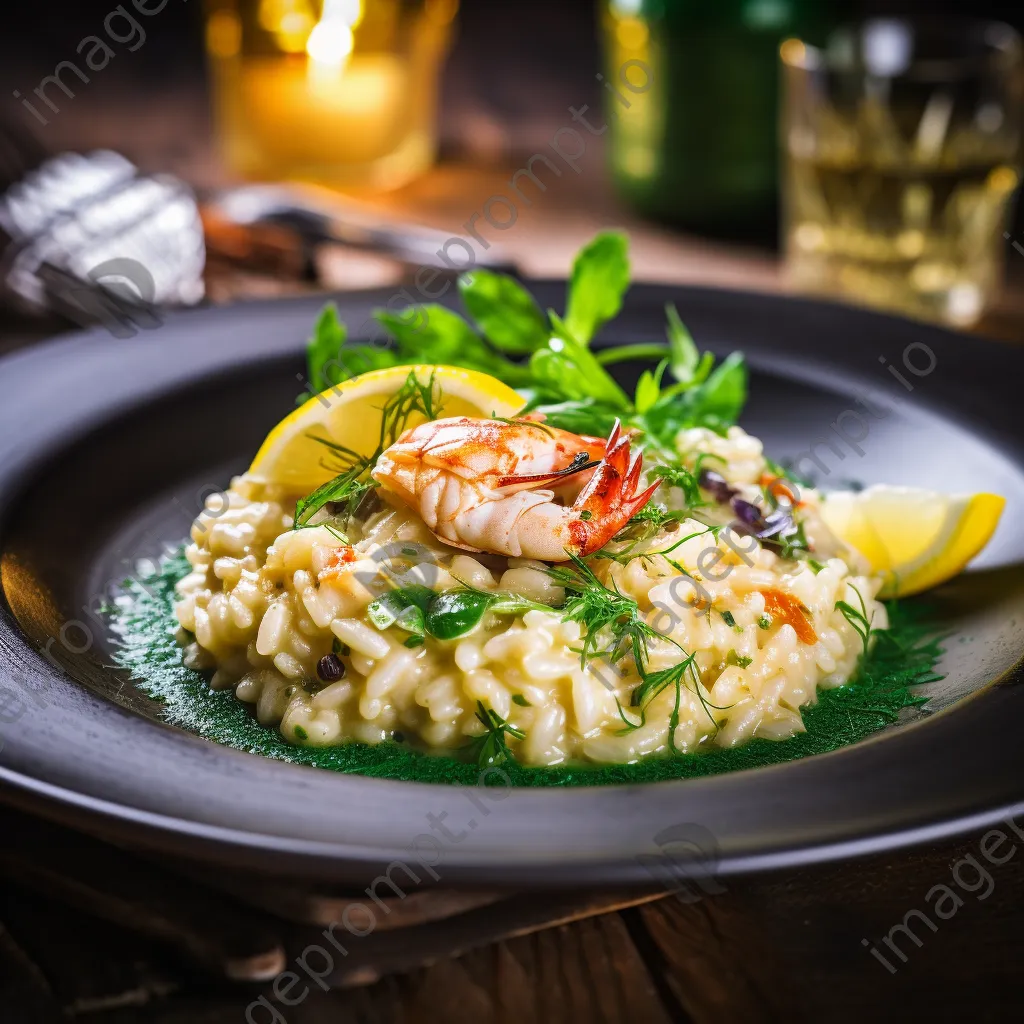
[2,79,1024,1024]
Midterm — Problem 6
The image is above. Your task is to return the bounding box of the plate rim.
[2,282,1023,885]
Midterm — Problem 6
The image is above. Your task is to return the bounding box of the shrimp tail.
[566,420,660,556]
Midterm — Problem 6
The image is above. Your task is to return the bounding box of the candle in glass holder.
[206,0,456,190]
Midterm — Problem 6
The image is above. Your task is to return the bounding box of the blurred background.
[0,0,1022,338]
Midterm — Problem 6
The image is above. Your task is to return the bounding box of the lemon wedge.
[819,485,1005,598]
[249,364,525,493]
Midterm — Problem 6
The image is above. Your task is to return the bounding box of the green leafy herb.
[720,610,737,629]
[333,638,350,656]
[563,231,630,344]
[808,558,827,574]
[368,583,550,643]
[404,635,425,648]
[458,270,549,353]
[367,585,435,634]
[726,649,753,669]
[836,586,875,656]
[595,342,671,366]
[634,361,666,414]
[470,701,525,767]
[294,369,438,528]
[650,463,703,508]
[298,233,750,450]
[376,305,530,382]
[757,613,772,630]
[625,653,723,752]
[301,303,347,400]
[547,554,666,675]
[511,694,532,707]
[597,503,692,563]
[424,589,494,640]
[665,304,714,387]
[529,337,631,408]
[293,725,309,741]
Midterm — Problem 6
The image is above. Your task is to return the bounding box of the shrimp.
[371,417,659,561]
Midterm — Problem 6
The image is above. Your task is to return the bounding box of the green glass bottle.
[601,0,844,243]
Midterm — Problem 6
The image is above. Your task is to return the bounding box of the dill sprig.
[546,553,721,748]
[836,585,874,656]
[469,701,525,767]
[294,369,439,527]
[547,553,664,675]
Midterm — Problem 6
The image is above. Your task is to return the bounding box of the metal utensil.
[207,182,519,276]
[0,150,206,336]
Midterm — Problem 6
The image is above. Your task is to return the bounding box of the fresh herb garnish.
[625,653,723,752]
[726,649,754,669]
[836,586,875,656]
[511,694,532,707]
[547,553,664,675]
[293,369,438,528]
[470,701,525,767]
[368,579,551,644]
[651,463,704,508]
[367,585,435,634]
[563,231,631,344]
[458,269,549,354]
[757,613,773,630]
[424,589,495,640]
[720,610,738,629]
[298,304,346,402]
[299,232,749,446]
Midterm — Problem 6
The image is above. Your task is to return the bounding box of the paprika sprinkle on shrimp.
[371,416,659,561]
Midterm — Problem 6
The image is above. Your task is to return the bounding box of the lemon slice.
[249,364,525,493]
[819,485,1005,598]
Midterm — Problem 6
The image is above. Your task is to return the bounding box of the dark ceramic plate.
[1,284,1023,886]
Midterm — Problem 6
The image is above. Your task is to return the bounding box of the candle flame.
[306,0,364,71]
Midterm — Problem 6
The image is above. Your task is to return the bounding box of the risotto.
[174,421,885,767]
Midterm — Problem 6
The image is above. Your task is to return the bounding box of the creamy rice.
[174,425,885,766]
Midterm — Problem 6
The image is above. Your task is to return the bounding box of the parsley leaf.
[563,231,630,345]
[459,270,549,354]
